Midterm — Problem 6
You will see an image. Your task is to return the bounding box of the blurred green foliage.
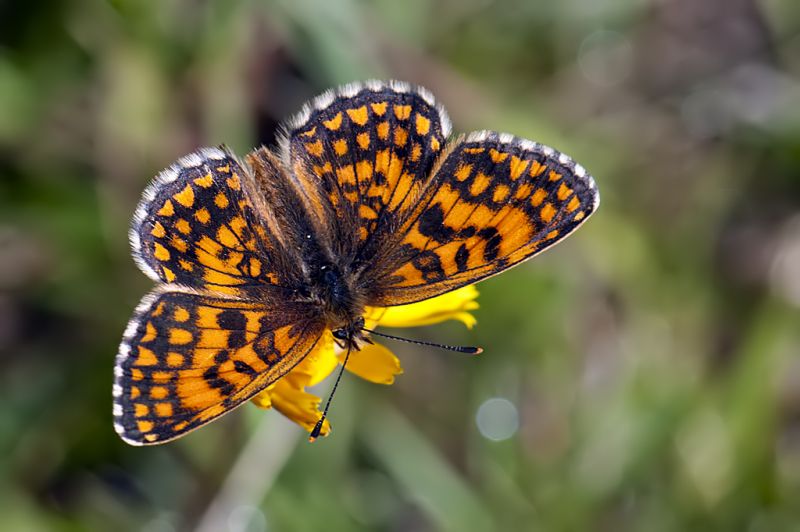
[2,0,800,530]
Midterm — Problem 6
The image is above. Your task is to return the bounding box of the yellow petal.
[283,331,339,388]
[251,388,273,409]
[269,379,331,436]
[369,285,479,329]
[338,342,403,385]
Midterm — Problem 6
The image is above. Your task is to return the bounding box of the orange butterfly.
[113,80,599,445]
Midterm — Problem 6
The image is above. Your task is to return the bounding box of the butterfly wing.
[280,81,598,307]
[113,289,325,445]
[372,131,600,306]
[131,146,302,298]
[279,80,450,259]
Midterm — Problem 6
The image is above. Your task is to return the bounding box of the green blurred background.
[3,0,800,530]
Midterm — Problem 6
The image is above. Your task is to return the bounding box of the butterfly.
[113,80,599,445]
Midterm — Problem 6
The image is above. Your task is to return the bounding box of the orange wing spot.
[493,184,511,203]
[178,259,194,272]
[470,172,491,196]
[157,199,174,217]
[336,166,357,186]
[394,105,412,120]
[305,140,324,157]
[464,147,485,154]
[155,403,173,417]
[174,184,195,208]
[169,328,193,345]
[557,183,573,201]
[135,404,149,418]
[172,421,189,432]
[389,173,415,210]
[415,113,431,135]
[215,192,230,208]
[356,160,374,182]
[194,173,214,188]
[137,420,154,433]
[394,127,408,147]
[323,113,343,130]
[410,143,422,162]
[194,207,211,224]
[359,226,369,240]
[301,126,317,137]
[376,121,390,140]
[153,242,171,261]
[375,149,390,176]
[540,203,556,223]
[166,352,184,367]
[514,183,533,200]
[357,132,370,150]
[196,306,221,329]
[227,173,241,190]
[359,204,378,220]
[344,191,359,203]
[371,102,387,115]
[455,164,473,182]
[217,226,243,250]
[143,434,158,443]
[216,165,231,173]
[174,306,190,322]
[567,196,581,213]
[509,156,529,180]
[530,188,547,207]
[313,162,333,175]
[546,230,559,239]
[131,368,144,381]
[249,257,262,277]
[152,302,166,317]
[231,215,248,236]
[347,106,369,126]
[489,149,508,163]
[170,235,188,253]
[431,137,441,151]
[151,221,166,238]
[574,211,586,221]
[387,159,404,191]
[530,161,546,177]
[174,218,191,234]
[131,386,141,399]
[137,345,158,365]
[548,170,562,182]
[141,322,158,343]
[333,139,348,156]
[152,371,172,383]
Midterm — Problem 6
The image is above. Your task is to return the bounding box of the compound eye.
[332,329,348,340]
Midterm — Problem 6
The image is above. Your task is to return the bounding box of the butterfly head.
[331,316,372,351]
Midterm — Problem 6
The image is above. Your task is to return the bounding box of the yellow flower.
[251,285,480,437]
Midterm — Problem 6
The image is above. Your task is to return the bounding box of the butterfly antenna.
[361,327,482,355]
[309,341,354,442]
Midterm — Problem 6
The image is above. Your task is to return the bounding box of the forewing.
[131,147,298,297]
[373,132,599,306]
[280,80,451,257]
[113,290,325,445]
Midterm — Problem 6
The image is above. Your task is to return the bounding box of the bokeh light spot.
[475,397,519,441]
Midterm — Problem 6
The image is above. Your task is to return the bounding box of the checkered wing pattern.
[130,147,297,298]
[372,131,600,306]
[113,290,325,445]
[280,80,451,259]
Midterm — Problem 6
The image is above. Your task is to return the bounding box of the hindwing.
[113,290,325,445]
